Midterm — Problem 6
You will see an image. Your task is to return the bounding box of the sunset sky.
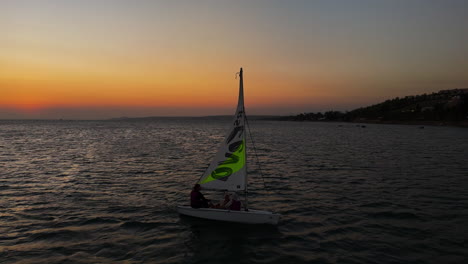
[1,0,468,119]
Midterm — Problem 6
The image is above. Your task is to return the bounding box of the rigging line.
[244,114,271,193]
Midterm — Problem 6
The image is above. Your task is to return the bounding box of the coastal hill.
[281,89,468,126]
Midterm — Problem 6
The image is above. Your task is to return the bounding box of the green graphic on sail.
[199,139,245,184]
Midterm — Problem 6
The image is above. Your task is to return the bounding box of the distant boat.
[177,68,280,225]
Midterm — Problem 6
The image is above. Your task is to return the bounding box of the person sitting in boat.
[224,193,241,211]
[190,184,212,208]
[214,193,231,209]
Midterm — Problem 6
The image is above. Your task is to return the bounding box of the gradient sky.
[1,0,468,119]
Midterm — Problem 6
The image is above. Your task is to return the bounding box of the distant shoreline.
[1,116,467,128]
[263,117,468,128]
[267,88,468,128]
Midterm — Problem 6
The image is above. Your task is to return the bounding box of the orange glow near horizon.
[0,57,334,115]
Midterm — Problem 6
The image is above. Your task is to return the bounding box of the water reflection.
[0,119,467,263]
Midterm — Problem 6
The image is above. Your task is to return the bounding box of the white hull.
[177,206,280,225]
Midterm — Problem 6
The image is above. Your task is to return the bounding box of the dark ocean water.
[1,118,467,264]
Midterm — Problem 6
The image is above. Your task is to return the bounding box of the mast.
[239,67,249,211]
[239,68,244,112]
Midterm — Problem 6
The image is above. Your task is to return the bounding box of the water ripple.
[1,119,467,263]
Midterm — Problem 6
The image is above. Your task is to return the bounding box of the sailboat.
[177,68,280,225]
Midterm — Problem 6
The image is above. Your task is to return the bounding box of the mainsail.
[198,68,247,191]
